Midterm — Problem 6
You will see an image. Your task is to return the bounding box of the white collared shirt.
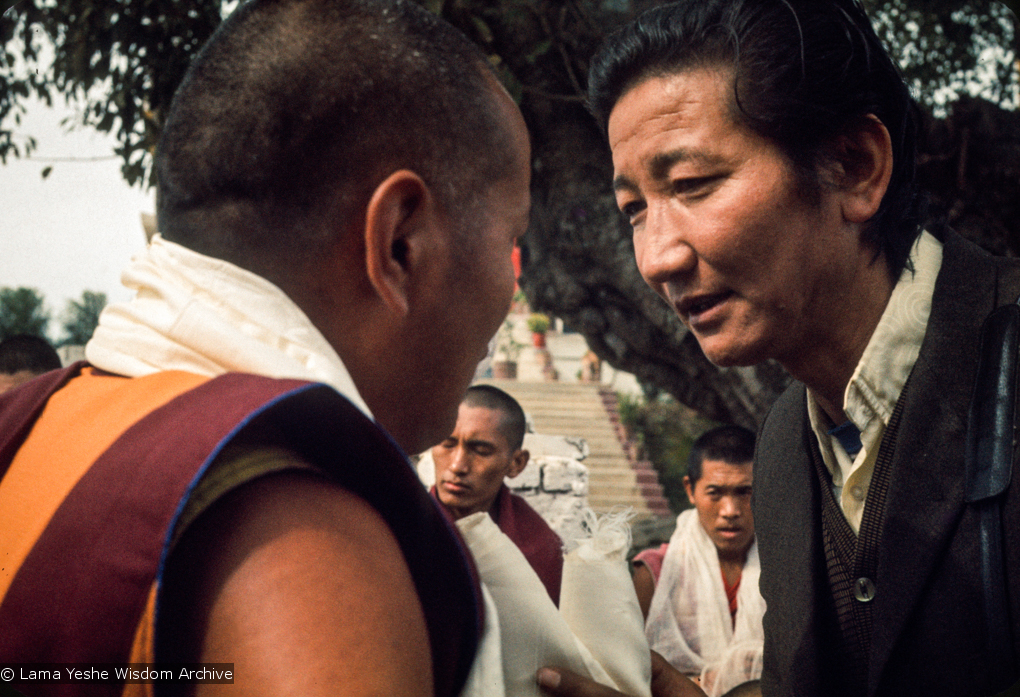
[807,231,943,534]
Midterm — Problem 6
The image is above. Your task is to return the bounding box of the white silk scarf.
[644,509,765,696]
[458,510,652,697]
[86,234,371,417]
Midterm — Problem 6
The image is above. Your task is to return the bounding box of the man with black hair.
[632,425,763,696]
[0,334,62,394]
[432,384,563,604]
[0,1,530,696]
[587,1,1020,695]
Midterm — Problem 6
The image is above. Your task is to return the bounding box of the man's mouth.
[441,480,470,495]
[678,291,733,321]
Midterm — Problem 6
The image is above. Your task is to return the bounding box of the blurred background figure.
[0,334,62,394]
[432,384,563,604]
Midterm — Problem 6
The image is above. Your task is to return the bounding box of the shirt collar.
[808,231,942,440]
[841,231,943,430]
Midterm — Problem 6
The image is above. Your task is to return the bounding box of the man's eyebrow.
[704,483,753,491]
[613,148,724,193]
[612,173,638,194]
[649,148,723,180]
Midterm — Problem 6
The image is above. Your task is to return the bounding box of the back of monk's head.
[155,0,516,287]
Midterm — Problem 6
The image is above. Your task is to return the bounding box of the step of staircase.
[478,379,672,520]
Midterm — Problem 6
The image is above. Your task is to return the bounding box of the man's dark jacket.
[755,231,1020,697]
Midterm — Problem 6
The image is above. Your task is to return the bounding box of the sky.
[1,98,155,332]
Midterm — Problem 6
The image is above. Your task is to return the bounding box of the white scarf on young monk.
[645,509,765,697]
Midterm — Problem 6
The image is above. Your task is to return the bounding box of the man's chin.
[714,535,753,555]
[437,486,473,508]
[698,339,767,368]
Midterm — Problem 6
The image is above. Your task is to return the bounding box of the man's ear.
[832,114,893,224]
[362,169,442,316]
[683,475,695,506]
[508,449,530,479]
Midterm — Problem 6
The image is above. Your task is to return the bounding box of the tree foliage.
[2,0,1014,184]
[2,0,1017,426]
[865,0,1018,110]
[59,290,106,346]
[0,286,50,342]
[1,0,226,184]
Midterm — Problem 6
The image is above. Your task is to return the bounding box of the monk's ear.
[362,169,445,316]
[508,449,530,479]
[831,114,893,225]
[683,475,695,506]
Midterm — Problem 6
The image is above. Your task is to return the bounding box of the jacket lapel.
[755,385,832,695]
[866,231,1001,691]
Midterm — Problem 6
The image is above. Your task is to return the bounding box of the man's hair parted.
[155,0,516,283]
[462,384,527,452]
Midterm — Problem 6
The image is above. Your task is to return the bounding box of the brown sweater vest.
[811,385,909,694]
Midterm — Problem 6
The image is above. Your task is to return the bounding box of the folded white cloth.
[458,509,651,697]
[561,510,651,697]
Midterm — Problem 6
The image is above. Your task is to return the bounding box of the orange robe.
[0,364,482,697]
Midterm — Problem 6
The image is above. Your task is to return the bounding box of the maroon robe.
[491,485,564,606]
[1,364,483,697]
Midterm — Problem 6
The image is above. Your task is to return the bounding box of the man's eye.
[619,200,645,220]
[674,176,718,197]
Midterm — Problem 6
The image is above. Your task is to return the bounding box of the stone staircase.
[479,379,672,521]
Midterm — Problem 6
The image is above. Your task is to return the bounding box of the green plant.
[616,392,717,514]
[495,318,524,363]
[526,312,550,334]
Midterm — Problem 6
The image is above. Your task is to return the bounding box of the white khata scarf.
[645,509,765,697]
[86,234,371,418]
[458,509,652,697]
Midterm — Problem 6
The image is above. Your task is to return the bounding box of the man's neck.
[717,548,748,587]
[785,258,896,424]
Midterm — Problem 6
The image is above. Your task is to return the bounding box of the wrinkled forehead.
[608,66,737,149]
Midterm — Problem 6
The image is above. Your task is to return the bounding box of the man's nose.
[634,213,696,291]
[720,496,740,519]
[449,447,470,474]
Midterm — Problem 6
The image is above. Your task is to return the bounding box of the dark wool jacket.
[754,230,1020,697]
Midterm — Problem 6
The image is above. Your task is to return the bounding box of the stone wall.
[506,453,588,544]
